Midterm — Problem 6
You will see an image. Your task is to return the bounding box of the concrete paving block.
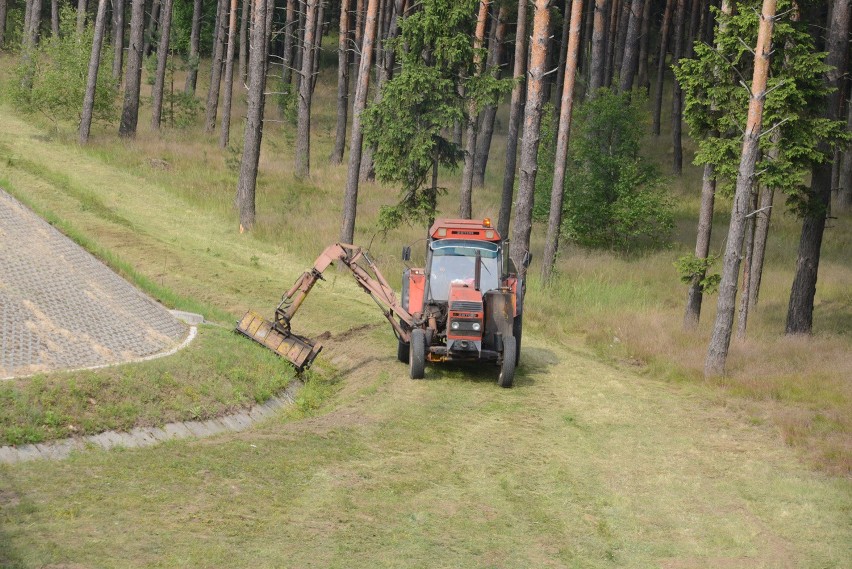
[248,405,271,421]
[146,427,170,442]
[218,416,240,431]
[15,444,43,462]
[202,419,227,435]
[184,421,212,438]
[230,413,253,431]
[163,423,193,440]
[114,432,141,449]
[0,446,20,464]
[128,428,159,447]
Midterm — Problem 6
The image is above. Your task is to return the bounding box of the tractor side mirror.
[522,251,532,268]
[402,246,411,262]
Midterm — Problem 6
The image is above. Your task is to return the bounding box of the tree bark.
[581,0,594,78]
[603,0,618,87]
[613,0,629,82]
[331,0,351,165]
[353,0,364,71]
[635,0,651,93]
[652,0,673,134]
[51,0,59,37]
[736,186,758,340]
[219,0,239,146]
[554,1,571,117]
[705,0,776,378]
[458,0,490,219]
[281,0,297,88]
[79,0,109,144]
[683,163,716,329]
[238,0,249,83]
[236,0,270,232]
[542,0,583,282]
[205,0,228,133]
[295,0,319,179]
[0,0,7,49]
[119,0,145,137]
[748,158,775,311]
[786,0,849,335]
[339,0,378,244]
[670,0,686,174]
[686,0,701,57]
[510,0,550,279]
[111,0,124,80]
[27,0,42,46]
[310,0,325,95]
[184,0,203,94]
[837,91,852,211]
[77,0,87,35]
[143,0,160,56]
[618,0,643,92]
[497,0,528,239]
[473,3,508,188]
[587,0,608,97]
[150,0,174,130]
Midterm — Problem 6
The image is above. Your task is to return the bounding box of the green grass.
[0,326,296,445]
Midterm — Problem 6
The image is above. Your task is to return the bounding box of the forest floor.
[0,54,849,566]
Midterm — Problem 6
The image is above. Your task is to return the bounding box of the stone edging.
[0,381,303,464]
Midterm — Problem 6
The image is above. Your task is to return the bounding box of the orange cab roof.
[429,218,501,242]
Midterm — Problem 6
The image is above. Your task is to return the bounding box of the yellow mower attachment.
[236,310,322,372]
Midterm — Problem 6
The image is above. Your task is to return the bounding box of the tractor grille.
[450,301,483,312]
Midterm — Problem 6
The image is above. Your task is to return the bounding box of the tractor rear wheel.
[397,340,409,363]
[409,329,426,379]
[498,335,516,388]
[512,314,523,367]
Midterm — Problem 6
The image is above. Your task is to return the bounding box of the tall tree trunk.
[238,0,249,83]
[510,0,550,279]
[236,0,270,232]
[310,0,325,95]
[554,0,571,118]
[587,0,607,97]
[281,0,297,88]
[705,0,777,378]
[473,4,508,187]
[786,0,849,335]
[77,0,87,35]
[837,91,852,211]
[293,0,306,102]
[0,0,7,49]
[458,0,490,219]
[497,0,528,239]
[184,0,203,94]
[652,0,674,134]
[603,0,618,87]
[352,0,364,71]
[682,0,729,330]
[635,0,651,93]
[541,0,583,282]
[618,0,643,92]
[748,168,775,310]
[27,0,42,46]
[204,0,228,133]
[670,0,686,174]
[339,0,378,244]
[219,0,238,146]
[150,0,174,130]
[79,0,109,144]
[51,0,59,36]
[686,0,701,56]
[581,0,595,79]
[613,0,630,81]
[111,0,125,80]
[143,0,160,56]
[736,186,758,339]
[119,0,145,137]
[331,0,351,165]
[295,0,319,179]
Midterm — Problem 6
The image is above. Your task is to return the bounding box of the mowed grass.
[0,47,849,567]
[0,326,296,446]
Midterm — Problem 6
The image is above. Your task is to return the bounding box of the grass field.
[0,48,849,567]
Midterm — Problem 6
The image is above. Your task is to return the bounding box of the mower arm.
[274,243,417,343]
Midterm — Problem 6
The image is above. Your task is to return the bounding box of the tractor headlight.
[472,322,481,331]
[451,321,460,330]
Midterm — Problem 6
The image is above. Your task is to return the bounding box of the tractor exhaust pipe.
[474,250,481,291]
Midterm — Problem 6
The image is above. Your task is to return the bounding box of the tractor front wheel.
[498,335,516,388]
[409,329,426,379]
[397,340,409,363]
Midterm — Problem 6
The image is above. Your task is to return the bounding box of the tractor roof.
[429,218,501,242]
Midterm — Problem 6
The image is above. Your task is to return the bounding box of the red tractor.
[236,218,526,387]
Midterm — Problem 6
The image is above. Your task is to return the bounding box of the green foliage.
[533,104,557,221]
[144,52,201,128]
[364,0,511,229]
[11,6,117,126]
[675,253,721,294]
[675,0,849,212]
[561,90,673,252]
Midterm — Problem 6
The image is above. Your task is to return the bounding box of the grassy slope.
[0,57,849,566]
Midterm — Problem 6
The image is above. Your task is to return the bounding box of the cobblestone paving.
[0,189,186,378]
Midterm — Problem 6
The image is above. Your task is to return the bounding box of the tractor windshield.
[428,239,500,301]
